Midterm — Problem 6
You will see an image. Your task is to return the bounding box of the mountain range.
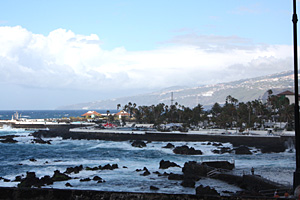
[57,70,295,110]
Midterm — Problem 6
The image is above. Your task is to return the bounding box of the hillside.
[57,71,295,110]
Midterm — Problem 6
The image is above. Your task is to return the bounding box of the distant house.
[276,90,300,105]
[115,110,130,119]
[81,111,101,118]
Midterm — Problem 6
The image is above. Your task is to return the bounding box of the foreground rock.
[159,160,180,169]
[32,137,51,144]
[131,140,147,148]
[182,161,208,179]
[18,172,53,188]
[162,143,175,148]
[234,146,252,155]
[64,165,83,174]
[202,161,234,170]
[168,173,184,180]
[51,170,71,182]
[1,187,218,200]
[86,164,118,171]
[173,145,202,155]
[0,135,18,143]
[196,185,220,196]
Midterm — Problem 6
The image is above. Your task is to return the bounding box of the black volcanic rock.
[39,175,53,185]
[141,167,150,176]
[100,164,118,170]
[18,172,40,188]
[196,185,219,196]
[92,176,103,181]
[150,185,159,190]
[131,140,146,148]
[168,173,184,180]
[80,178,91,182]
[159,160,180,169]
[173,145,202,155]
[181,179,195,188]
[0,136,18,143]
[162,143,175,148]
[65,182,73,187]
[182,161,208,179]
[51,170,71,182]
[32,137,51,144]
[235,146,252,155]
[201,161,234,170]
[64,165,83,174]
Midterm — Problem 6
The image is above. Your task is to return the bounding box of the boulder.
[80,178,91,182]
[196,185,220,196]
[182,161,209,179]
[65,182,73,187]
[150,186,159,190]
[86,166,99,171]
[100,164,118,170]
[219,147,232,154]
[18,172,40,188]
[162,143,175,148]
[159,160,180,169]
[131,140,146,148]
[32,138,51,144]
[168,173,184,180]
[92,176,102,181]
[51,170,71,182]
[39,175,53,185]
[29,158,37,162]
[201,161,234,170]
[212,142,222,147]
[181,179,195,188]
[235,146,252,155]
[13,176,23,182]
[141,167,150,176]
[64,165,83,174]
[0,135,18,143]
[173,145,202,155]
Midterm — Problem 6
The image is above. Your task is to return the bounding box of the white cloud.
[0,26,293,94]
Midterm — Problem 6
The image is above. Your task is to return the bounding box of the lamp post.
[293,0,300,191]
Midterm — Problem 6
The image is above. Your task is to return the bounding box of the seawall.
[33,129,294,149]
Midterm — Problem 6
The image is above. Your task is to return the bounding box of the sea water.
[0,110,296,195]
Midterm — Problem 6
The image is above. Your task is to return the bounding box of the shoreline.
[32,128,294,150]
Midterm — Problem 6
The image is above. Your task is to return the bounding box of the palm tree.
[117,104,121,110]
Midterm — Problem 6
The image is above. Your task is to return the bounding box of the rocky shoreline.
[32,128,294,153]
[0,128,294,199]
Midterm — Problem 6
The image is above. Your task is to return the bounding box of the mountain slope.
[57,70,295,110]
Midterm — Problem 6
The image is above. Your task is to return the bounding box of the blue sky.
[0,0,297,109]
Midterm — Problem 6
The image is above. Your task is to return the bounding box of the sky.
[0,0,297,109]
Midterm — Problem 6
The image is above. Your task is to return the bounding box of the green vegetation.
[119,91,295,131]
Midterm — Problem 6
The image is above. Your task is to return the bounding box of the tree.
[117,104,121,110]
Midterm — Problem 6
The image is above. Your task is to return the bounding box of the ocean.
[0,110,296,195]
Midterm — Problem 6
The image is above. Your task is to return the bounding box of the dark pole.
[293,0,300,191]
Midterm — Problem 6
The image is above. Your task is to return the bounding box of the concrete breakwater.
[32,128,294,150]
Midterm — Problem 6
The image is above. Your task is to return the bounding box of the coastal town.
[0,90,297,136]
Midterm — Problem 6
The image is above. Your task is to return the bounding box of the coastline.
[33,128,294,150]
